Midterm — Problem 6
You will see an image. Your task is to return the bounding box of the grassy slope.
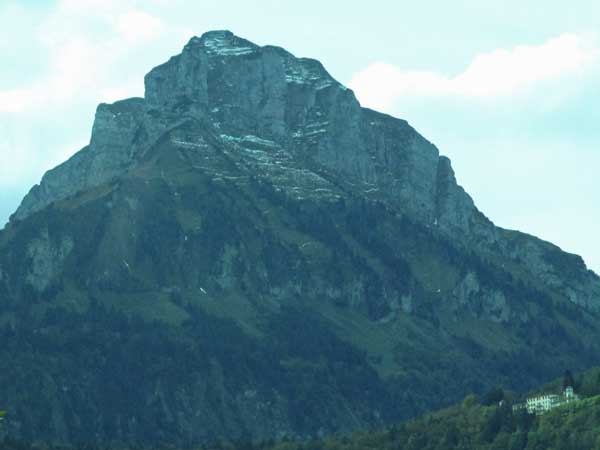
[2,126,600,446]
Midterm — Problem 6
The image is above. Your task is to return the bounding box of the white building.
[515,386,580,415]
[564,386,577,400]
[526,393,561,414]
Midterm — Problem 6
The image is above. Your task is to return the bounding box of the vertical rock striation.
[13,30,598,309]
[2,30,599,447]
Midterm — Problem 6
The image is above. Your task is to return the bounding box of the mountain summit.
[1,31,599,446]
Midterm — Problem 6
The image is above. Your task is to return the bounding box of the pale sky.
[1,0,599,273]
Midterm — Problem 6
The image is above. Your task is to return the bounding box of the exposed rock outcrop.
[14,30,598,309]
[1,30,599,447]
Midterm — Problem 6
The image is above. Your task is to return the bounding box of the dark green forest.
[4,173,600,447]
[4,369,600,450]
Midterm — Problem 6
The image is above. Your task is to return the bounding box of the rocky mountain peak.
[2,30,600,446]
[191,30,259,56]
[144,29,344,133]
[9,31,600,311]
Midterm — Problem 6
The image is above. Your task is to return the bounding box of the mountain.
[219,367,600,450]
[5,371,600,450]
[0,30,599,447]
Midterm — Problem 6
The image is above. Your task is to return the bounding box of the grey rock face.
[13,98,150,220]
[14,30,457,229]
[26,229,73,292]
[12,30,600,310]
[3,30,600,447]
[452,271,511,323]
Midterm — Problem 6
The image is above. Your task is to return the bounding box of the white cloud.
[349,33,600,110]
[0,88,37,113]
[0,0,186,214]
[0,0,169,114]
[0,38,109,112]
[56,0,133,15]
[114,10,165,43]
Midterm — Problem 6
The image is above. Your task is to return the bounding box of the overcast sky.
[1,0,599,273]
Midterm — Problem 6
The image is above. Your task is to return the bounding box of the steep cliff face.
[1,30,599,447]
[15,31,446,228]
[15,31,597,310]
[13,98,149,221]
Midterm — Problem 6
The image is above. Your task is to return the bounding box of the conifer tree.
[563,369,575,389]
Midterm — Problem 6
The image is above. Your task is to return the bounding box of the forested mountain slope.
[0,30,599,447]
